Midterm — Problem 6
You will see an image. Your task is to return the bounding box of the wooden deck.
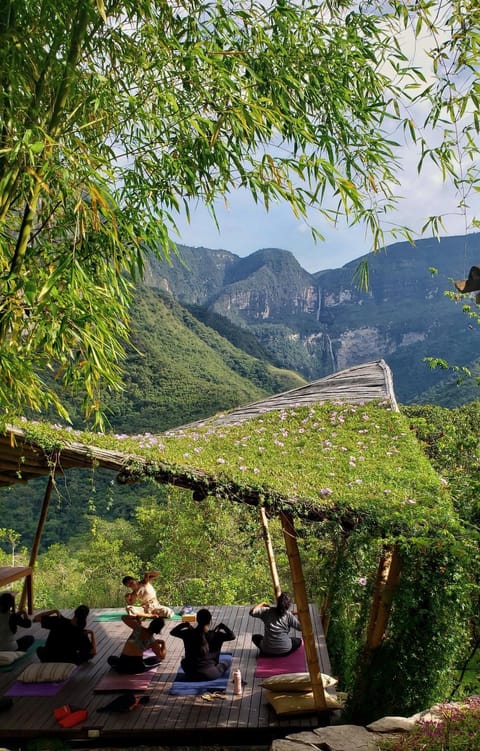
[0,604,333,748]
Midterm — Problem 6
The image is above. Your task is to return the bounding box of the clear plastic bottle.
[233,668,243,695]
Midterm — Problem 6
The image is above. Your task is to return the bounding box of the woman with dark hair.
[33,605,96,664]
[0,592,34,652]
[250,592,302,656]
[170,608,235,680]
[107,615,166,674]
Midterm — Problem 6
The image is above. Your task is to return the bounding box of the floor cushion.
[18,662,77,683]
[265,688,344,715]
[260,671,338,692]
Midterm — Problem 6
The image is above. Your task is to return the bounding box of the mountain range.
[145,233,480,405]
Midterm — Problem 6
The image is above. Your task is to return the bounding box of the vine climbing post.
[366,544,402,649]
[280,510,328,712]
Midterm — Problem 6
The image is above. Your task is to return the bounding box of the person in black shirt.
[33,605,96,664]
[171,608,235,680]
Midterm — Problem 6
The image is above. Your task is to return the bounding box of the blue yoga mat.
[169,653,232,695]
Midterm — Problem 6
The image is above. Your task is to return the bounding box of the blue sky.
[174,162,478,274]
[173,19,480,275]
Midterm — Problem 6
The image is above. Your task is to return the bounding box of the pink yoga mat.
[255,643,306,678]
[94,665,158,692]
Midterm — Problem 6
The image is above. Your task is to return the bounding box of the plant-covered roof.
[0,361,458,537]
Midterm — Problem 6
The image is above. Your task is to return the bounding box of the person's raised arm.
[170,621,191,638]
[249,602,270,616]
[84,629,97,656]
[143,570,159,583]
[152,638,166,660]
[15,609,31,628]
[33,609,60,622]
[214,623,235,641]
[121,614,142,629]
[289,613,302,631]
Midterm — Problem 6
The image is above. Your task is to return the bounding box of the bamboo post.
[349,544,402,721]
[321,532,349,636]
[366,544,402,649]
[280,511,328,712]
[259,507,281,599]
[19,474,55,612]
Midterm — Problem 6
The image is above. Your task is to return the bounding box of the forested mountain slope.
[1,286,304,549]
[147,235,480,403]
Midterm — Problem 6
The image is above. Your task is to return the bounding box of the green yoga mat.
[95,611,181,622]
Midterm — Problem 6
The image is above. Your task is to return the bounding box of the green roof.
[1,362,456,537]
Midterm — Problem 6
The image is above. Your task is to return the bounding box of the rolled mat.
[95,612,181,622]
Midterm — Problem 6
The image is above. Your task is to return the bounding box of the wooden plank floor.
[0,605,334,747]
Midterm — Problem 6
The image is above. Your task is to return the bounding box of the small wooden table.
[0,566,33,614]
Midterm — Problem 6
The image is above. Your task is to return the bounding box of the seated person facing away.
[33,605,96,664]
[170,608,235,681]
[122,571,174,619]
[250,592,302,657]
[107,615,166,674]
[0,592,34,652]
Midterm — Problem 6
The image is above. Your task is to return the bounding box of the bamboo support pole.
[280,511,328,712]
[259,507,281,599]
[19,474,55,612]
[366,544,402,649]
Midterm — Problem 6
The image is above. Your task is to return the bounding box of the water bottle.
[233,668,243,695]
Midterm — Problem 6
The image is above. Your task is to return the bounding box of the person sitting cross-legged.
[122,571,174,618]
[33,605,96,664]
[107,615,166,674]
[250,592,302,657]
[170,608,235,681]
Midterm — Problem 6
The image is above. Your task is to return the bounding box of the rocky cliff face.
[145,234,480,402]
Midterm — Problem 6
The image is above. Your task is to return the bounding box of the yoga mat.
[0,639,45,673]
[95,612,181,622]
[255,643,306,678]
[94,664,159,693]
[5,678,70,697]
[95,612,125,622]
[169,653,232,696]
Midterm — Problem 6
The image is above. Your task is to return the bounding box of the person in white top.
[122,571,174,619]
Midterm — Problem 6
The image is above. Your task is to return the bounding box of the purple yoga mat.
[5,679,68,697]
[255,643,306,678]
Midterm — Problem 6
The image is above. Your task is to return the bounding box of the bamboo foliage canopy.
[0,361,460,538]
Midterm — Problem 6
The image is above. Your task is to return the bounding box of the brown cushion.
[265,688,344,715]
[18,662,77,682]
[260,671,338,692]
